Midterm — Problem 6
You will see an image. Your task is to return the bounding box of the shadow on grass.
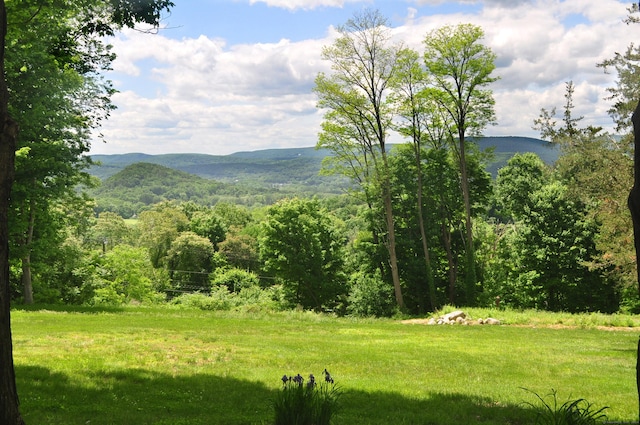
[17,365,540,425]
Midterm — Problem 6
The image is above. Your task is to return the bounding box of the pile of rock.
[426,310,501,326]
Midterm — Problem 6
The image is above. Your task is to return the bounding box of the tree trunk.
[415,145,436,312]
[629,101,640,295]
[20,201,35,304]
[383,184,404,309]
[458,134,477,305]
[0,1,24,422]
[441,219,457,304]
[629,101,640,425]
[21,254,32,304]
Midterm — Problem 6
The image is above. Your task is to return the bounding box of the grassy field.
[10,306,640,424]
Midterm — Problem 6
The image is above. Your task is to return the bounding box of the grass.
[10,305,640,424]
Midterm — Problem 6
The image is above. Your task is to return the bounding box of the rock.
[484,317,501,325]
[427,318,436,325]
[455,316,465,324]
[477,318,484,325]
[442,310,466,322]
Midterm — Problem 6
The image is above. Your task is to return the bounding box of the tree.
[314,9,404,308]
[389,47,437,311]
[259,198,346,310]
[0,1,173,420]
[423,23,498,304]
[534,82,635,305]
[514,181,617,312]
[0,0,23,421]
[495,153,550,221]
[91,245,165,305]
[166,231,215,291]
[89,211,133,252]
[137,203,189,268]
[189,209,227,250]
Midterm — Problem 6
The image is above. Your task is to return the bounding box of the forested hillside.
[88,136,557,218]
[89,136,558,180]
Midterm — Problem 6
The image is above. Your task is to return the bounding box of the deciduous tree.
[314,9,404,307]
[259,198,346,310]
[423,23,498,304]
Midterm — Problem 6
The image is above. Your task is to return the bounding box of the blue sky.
[91,0,637,156]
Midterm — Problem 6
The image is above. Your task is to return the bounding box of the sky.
[89,0,640,156]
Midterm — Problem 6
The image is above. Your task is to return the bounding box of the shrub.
[170,289,232,311]
[211,268,260,293]
[346,273,395,317]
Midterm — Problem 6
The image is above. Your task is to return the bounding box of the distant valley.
[89,136,558,182]
[87,136,559,216]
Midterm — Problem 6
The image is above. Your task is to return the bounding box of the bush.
[170,286,289,312]
[171,289,232,311]
[211,268,260,293]
[346,273,395,317]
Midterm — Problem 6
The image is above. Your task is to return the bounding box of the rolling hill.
[89,136,559,182]
[87,136,559,216]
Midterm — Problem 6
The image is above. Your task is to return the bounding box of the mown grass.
[10,306,640,424]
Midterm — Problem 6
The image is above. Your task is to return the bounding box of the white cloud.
[249,0,364,10]
[92,0,639,155]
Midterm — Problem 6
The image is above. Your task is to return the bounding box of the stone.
[442,310,466,322]
[484,317,501,325]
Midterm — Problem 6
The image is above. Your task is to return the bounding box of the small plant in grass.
[273,369,340,425]
[523,388,608,425]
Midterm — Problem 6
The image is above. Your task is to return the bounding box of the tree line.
[3,5,640,319]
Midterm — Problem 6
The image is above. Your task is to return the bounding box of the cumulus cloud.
[92,0,638,155]
[249,0,363,10]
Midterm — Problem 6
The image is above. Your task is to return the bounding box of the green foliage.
[189,209,227,248]
[274,371,340,425]
[259,198,347,310]
[166,231,215,291]
[211,268,259,293]
[88,211,134,249]
[90,245,166,306]
[170,285,285,312]
[170,288,233,311]
[495,152,550,220]
[346,273,395,317]
[137,204,189,268]
[523,389,608,425]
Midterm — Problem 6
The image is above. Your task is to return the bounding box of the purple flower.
[307,374,316,389]
[281,375,289,385]
[324,369,334,384]
[292,374,303,385]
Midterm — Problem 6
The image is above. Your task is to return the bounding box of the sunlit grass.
[11,306,639,424]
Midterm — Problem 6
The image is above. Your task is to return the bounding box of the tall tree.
[423,23,498,305]
[314,9,404,308]
[389,48,437,311]
[0,1,23,421]
[0,1,173,421]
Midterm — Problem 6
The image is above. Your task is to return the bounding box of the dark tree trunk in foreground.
[0,0,24,423]
[630,101,640,425]
[630,101,640,295]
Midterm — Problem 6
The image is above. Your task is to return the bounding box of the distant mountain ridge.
[88,136,558,182]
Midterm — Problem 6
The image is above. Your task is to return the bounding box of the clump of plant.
[273,369,340,425]
[523,388,608,425]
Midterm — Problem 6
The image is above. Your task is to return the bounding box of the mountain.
[472,136,559,176]
[89,136,558,182]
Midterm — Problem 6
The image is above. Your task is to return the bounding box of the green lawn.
[10,306,639,424]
